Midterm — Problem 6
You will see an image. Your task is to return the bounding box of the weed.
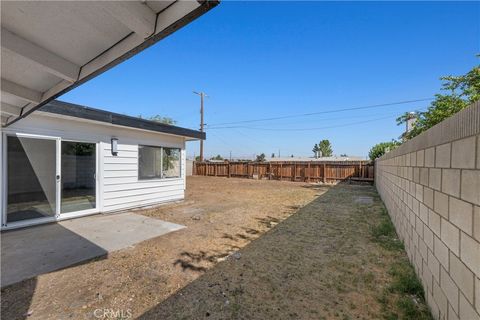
[388,262,424,297]
[396,296,431,320]
[370,213,404,251]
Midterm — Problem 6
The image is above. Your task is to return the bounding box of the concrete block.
[433,278,449,318]
[408,167,414,181]
[475,206,480,242]
[416,184,424,202]
[459,292,480,320]
[411,152,417,167]
[422,259,433,293]
[436,143,451,168]
[429,209,441,236]
[414,167,420,183]
[478,135,480,169]
[420,239,429,261]
[420,167,429,186]
[416,216,424,237]
[476,277,480,314]
[420,203,429,223]
[449,303,460,320]
[450,251,475,304]
[434,191,449,219]
[460,232,480,276]
[424,226,434,251]
[413,198,420,216]
[426,147,436,168]
[442,169,461,197]
[441,218,460,256]
[429,248,441,282]
[449,197,473,235]
[452,136,476,169]
[429,168,442,191]
[441,266,459,313]
[425,187,434,209]
[427,288,441,320]
[417,149,425,167]
[434,235,450,268]
[461,170,480,206]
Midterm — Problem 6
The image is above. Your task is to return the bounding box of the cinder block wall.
[375,101,480,320]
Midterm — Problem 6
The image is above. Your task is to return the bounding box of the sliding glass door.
[6,135,58,223]
[61,141,96,214]
[5,134,97,226]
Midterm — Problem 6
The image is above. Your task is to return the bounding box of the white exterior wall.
[1,111,187,224]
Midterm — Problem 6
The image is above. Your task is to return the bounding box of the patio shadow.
[1,222,108,320]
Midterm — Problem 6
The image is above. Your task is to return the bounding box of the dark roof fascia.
[40,100,205,140]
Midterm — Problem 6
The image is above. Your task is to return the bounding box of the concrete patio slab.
[1,213,184,287]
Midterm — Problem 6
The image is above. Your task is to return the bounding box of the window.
[138,146,181,180]
[162,147,181,178]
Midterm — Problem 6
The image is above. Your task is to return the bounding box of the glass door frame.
[59,138,99,220]
[1,132,99,230]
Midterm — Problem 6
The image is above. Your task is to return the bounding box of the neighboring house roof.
[39,100,205,140]
[1,0,219,127]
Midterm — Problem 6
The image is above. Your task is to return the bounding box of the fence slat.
[194,161,374,183]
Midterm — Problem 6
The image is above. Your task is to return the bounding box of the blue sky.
[62,1,479,159]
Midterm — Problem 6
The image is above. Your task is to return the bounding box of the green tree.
[397,62,480,140]
[340,153,348,157]
[256,153,266,162]
[318,139,333,157]
[210,154,224,160]
[138,114,177,125]
[312,143,319,157]
[369,141,401,160]
[271,153,275,158]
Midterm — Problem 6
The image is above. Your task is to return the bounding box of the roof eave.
[3,0,220,128]
[40,100,206,140]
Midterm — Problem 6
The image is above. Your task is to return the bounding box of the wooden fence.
[193,161,374,183]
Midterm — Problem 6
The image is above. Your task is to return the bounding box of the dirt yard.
[1,176,431,320]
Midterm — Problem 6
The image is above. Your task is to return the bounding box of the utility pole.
[193,91,208,161]
[405,112,417,133]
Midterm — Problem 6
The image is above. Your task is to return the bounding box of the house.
[1,100,205,230]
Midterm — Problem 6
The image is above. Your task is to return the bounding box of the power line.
[208,108,422,130]
[205,97,432,127]
[207,114,397,131]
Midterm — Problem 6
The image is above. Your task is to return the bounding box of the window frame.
[138,145,181,181]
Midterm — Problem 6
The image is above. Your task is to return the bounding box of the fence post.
[359,161,362,178]
[280,163,282,180]
[292,164,296,181]
[307,162,310,182]
[268,162,272,180]
[323,163,326,183]
[228,162,231,178]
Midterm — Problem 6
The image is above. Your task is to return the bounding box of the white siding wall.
[102,142,186,212]
[2,112,188,218]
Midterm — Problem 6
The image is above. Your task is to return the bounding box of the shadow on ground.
[138,183,391,320]
[1,213,183,320]
[1,223,108,320]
